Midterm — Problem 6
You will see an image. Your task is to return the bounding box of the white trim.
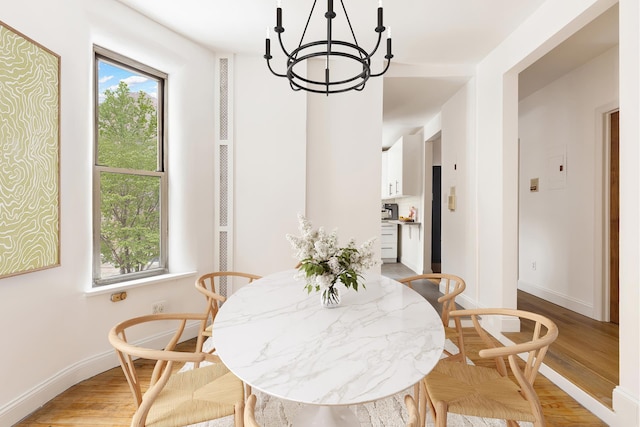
[0,322,201,426]
[596,101,620,322]
[518,279,595,319]
[84,271,196,296]
[612,386,640,427]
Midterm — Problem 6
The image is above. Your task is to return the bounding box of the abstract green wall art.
[0,21,60,279]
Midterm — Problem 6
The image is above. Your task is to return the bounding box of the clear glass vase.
[320,285,341,308]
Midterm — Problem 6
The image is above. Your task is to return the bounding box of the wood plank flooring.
[383,262,619,410]
[506,290,619,408]
[15,335,606,427]
[15,264,610,426]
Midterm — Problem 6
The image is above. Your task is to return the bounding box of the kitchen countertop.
[382,219,421,226]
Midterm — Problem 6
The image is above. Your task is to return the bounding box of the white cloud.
[122,75,148,86]
[99,75,114,84]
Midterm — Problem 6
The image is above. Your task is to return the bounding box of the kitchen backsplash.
[385,197,421,222]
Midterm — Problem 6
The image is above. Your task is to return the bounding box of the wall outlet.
[532,261,537,270]
[152,301,166,314]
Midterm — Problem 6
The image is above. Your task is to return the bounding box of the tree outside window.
[93,48,167,286]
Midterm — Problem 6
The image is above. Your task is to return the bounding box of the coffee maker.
[381,203,398,220]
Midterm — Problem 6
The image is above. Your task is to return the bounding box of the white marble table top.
[213,269,445,407]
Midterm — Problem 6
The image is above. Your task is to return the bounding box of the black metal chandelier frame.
[264,0,393,95]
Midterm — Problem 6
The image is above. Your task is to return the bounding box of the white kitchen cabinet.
[382,134,421,199]
[381,222,398,263]
[381,150,388,198]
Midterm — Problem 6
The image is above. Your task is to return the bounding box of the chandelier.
[264,0,393,95]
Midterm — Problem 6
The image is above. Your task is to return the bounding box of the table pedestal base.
[294,405,359,427]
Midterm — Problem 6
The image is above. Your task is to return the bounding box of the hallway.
[509,290,619,408]
[381,263,619,409]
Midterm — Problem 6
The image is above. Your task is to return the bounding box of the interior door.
[609,110,619,324]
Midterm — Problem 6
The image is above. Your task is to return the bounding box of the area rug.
[189,388,533,427]
[186,339,534,427]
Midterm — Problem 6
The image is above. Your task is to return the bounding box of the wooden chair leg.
[418,380,428,427]
[434,401,448,427]
[234,401,244,427]
[454,333,466,362]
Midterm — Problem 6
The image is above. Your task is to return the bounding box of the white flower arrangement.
[286,214,379,294]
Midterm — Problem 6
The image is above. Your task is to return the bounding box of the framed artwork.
[0,21,61,279]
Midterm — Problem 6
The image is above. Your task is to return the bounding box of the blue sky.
[97,61,158,103]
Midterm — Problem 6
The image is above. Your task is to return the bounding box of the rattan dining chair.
[398,273,467,361]
[404,394,420,427]
[422,308,558,427]
[195,271,261,342]
[398,272,467,423]
[108,312,245,427]
[244,394,260,427]
[195,271,261,394]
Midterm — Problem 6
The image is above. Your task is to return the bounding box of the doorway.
[608,110,619,324]
[431,166,442,273]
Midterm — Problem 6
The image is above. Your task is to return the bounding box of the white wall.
[306,59,384,265]
[439,81,477,307]
[233,55,307,275]
[518,46,619,319]
[0,0,219,424]
[470,0,637,424]
[616,0,640,421]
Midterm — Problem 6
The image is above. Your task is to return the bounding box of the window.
[93,46,168,286]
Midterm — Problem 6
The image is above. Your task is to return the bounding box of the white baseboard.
[518,280,596,319]
[613,386,640,427]
[399,259,419,275]
[0,322,201,426]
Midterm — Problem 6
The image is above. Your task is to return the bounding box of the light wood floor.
[507,290,619,409]
[382,262,619,409]
[15,264,609,426]
[381,262,611,425]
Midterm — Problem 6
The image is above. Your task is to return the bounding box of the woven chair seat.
[109,313,245,427]
[426,361,536,422]
[423,309,558,426]
[147,363,243,427]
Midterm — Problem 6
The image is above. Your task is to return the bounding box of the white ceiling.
[115,0,618,148]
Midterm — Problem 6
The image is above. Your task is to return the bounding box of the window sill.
[85,271,197,297]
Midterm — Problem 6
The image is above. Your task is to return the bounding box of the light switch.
[448,186,456,211]
[530,178,539,192]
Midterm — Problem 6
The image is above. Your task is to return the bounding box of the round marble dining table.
[213,269,444,426]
